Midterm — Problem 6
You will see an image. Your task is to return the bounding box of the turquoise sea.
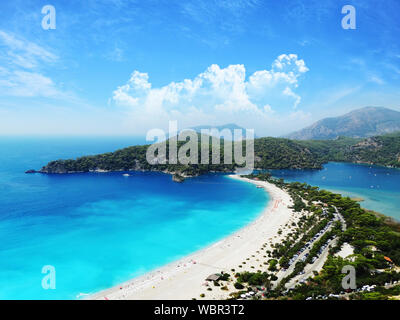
[1,138,399,300]
[0,137,268,299]
[271,162,400,220]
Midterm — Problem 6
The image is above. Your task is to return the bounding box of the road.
[273,206,346,290]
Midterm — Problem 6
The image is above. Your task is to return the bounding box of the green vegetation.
[234,172,400,300]
[236,271,271,287]
[268,259,278,271]
[36,132,400,175]
[342,132,400,167]
[253,137,325,169]
[39,138,237,176]
[234,282,244,290]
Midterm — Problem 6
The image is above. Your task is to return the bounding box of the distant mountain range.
[190,123,256,139]
[286,107,400,140]
[29,109,400,176]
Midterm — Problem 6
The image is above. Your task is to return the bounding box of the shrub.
[220,273,230,281]
[234,282,244,289]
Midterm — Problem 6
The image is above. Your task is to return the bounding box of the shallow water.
[271,162,400,220]
[0,137,268,299]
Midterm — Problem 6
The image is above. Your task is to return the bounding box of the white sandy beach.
[88,175,296,300]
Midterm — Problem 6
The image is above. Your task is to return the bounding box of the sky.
[0,0,400,137]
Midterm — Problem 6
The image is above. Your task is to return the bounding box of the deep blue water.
[0,137,268,299]
[271,162,400,220]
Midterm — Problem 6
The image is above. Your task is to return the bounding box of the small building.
[206,273,221,281]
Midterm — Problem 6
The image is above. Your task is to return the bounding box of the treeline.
[37,132,400,175]
[255,175,400,299]
[342,132,400,167]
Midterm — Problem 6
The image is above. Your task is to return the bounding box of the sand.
[88,175,295,300]
[336,242,354,259]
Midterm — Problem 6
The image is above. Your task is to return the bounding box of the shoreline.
[311,185,400,222]
[87,175,294,300]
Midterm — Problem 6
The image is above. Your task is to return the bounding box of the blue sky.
[0,0,400,136]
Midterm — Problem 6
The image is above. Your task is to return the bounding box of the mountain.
[189,123,257,139]
[286,107,400,140]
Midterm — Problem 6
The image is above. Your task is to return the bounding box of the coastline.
[309,185,400,221]
[88,175,295,300]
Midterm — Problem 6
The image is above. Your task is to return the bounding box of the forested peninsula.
[27,132,400,177]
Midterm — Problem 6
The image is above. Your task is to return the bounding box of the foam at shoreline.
[88,175,295,300]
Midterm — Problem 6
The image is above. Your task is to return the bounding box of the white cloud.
[283,86,301,109]
[0,30,57,69]
[263,104,273,113]
[106,46,125,62]
[112,54,309,133]
[368,75,385,85]
[273,53,309,75]
[0,30,64,98]
[0,70,62,97]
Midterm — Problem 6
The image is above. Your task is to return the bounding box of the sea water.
[271,162,400,220]
[0,136,268,299]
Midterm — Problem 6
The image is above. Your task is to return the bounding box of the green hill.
[34,132,400,176]
[342,132,400,167]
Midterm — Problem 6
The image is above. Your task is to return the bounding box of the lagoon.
[271,162,400,220]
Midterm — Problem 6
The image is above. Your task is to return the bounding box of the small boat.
[256,186,263,189]
[123,173,130,177]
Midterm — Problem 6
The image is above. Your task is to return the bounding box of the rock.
[25,169,37,174]
[172,174,185,183]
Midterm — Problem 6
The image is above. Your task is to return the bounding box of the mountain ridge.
[286,107,400,140]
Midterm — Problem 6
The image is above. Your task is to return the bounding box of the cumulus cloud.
[112,54,308,134]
